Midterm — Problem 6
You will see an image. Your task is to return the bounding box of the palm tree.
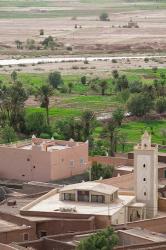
[99,80,108,95]
[39,84,52,125]
[81,111,95,141]
[105,121,119,156]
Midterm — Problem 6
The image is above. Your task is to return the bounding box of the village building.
[0,137,89,182]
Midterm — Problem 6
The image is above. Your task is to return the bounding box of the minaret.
[134,131,158,218]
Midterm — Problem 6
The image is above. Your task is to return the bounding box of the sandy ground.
[0,4,166,56]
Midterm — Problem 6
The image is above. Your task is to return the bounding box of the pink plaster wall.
[0,141,89,182]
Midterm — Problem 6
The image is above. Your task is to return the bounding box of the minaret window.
[143,178,146,181]
[144,192,146,196]
[143,164,146,168]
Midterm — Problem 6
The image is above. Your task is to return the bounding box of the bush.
[144,58,149,63]
[81,76,87,85]
[112,59,117,63]
[100,12,109,21]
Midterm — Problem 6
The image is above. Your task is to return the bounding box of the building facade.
[0,137,89,182]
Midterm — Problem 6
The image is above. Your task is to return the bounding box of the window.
[91,195,105,203]
[144,192,146,196]
[27,158,30,161]
[40,231,47,238]
[78,191,89,202]
[143,178,146,181]
[80,158,84,165]
[64,193,75,201]
[23,233,29,241]
[143,164,146,168]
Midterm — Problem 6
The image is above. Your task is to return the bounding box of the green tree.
[129,80,143,93]
[54,118,83,141]
[0,81,27,130]
[77,227,118,250]
[127,93,153,117]
[1,125,17,143]
[104,121,119,156]
[99,80,108,95]
[39,84,52,125]
[90,162,114,181]
[155,97,166,113]
[42,36,56,49]
[100,12,109,21]
[48,71,63,89]
[112,107,124,126]
[25,111,48,136]
[90,140,107,156]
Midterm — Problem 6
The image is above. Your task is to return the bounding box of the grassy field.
[1,67,166,114]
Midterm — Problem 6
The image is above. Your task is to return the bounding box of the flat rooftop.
[25,193,135,216]
[20,143,69,151]
[1,137,85,152]
[0,219,28,233]
[98,173,134,191]
[121,228,166,242]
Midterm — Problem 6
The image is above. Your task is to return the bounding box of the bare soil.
[0,4,166,57]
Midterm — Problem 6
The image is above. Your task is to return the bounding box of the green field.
[0,0,166,19]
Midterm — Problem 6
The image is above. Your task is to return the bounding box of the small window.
[91,195,105,203]
[144,192,146,196]
[143,164,146,168]
[22,174,25,177]
[80,158,84,165]
[144,144,147,148]
[27,158,30,161]
[64,193,75,201]
[33,166,36,169]
[143,178,146,181]
[23,233,29,241]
